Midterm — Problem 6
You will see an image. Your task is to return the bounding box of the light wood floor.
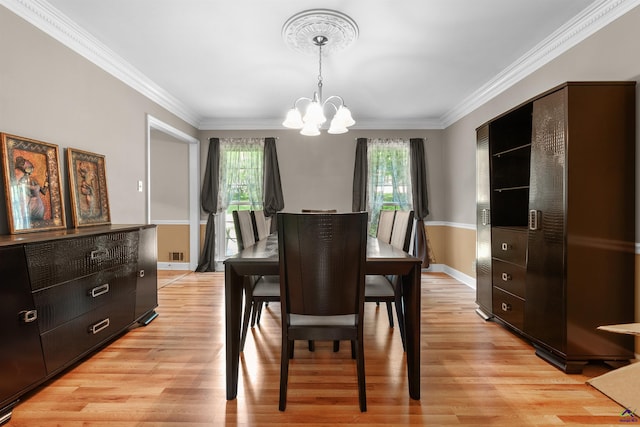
[8,272,629,426]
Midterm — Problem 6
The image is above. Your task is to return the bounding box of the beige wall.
[198,129,445,219]
[150,129,189,221]
[427,225,476,277]
[0,6,198,233]
[157,224,190,263]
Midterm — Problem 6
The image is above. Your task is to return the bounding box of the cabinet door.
[525,88,567,352]
[0,246,46,407]
[135,226,158,321]
[475,125,492,315]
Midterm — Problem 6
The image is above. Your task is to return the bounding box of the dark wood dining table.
[223,234,422,400]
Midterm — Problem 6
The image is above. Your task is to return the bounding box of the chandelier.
[281,10,358,136]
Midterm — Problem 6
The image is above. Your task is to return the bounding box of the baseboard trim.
[425,263,476,289]
[158,262,191,270]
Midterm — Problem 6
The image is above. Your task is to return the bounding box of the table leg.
[225,264,243,400]
[402,264,421,400]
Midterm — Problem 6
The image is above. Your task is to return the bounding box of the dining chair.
[369,209,396,327]
[277,212,368,412]
[232,210,280,351]
[376,209,395,243]
[232,210,256,251]
[364,210,414,351]
[390,210,414,252]
[251,210,271,241]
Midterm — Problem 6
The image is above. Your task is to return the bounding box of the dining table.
[223,233,422,401]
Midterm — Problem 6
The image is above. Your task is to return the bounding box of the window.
[367,138,412,236]
[215,138,264,257]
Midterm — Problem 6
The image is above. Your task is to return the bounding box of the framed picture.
[67,148,111,227]
[0,133,67,234]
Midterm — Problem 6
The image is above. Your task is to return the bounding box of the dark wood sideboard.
[0,224,158,424]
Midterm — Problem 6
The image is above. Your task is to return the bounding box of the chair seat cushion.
[290,314,357,326]
[365,275,395,297]
[253,275,280,297]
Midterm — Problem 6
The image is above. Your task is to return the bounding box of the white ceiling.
[7,0,637,129]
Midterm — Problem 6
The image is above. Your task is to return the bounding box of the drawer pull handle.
[89,318,110,335]
[90,283,110,298]
[139,269,145,278]
[90,249,110,260]
[501,273,512,282]
[18,310,38,323]
[501,243,509,251]
[501,302,512,312]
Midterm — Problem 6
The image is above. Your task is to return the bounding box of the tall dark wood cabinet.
[476,82,636,373]
[0,225,158,424]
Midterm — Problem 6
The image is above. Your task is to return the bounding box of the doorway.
[146,115,200,270]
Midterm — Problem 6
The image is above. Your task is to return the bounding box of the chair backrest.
[277,212,367,317]
[376,210,395,243]
[251,210,271,241]
[232,210,256,251]
[390,210,414,252]
[301,209,338,213]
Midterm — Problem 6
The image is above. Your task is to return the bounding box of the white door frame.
[146,114,200,271]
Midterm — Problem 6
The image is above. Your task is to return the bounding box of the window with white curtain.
[215,138,264,257]
[367,138,412,236]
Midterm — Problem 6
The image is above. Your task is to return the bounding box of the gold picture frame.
[0,133,67,234]
[67,148,111,227]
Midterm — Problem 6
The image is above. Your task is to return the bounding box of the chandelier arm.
[323,95,346,108]
[292,96,313,109]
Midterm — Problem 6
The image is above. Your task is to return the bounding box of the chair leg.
[240,300,253,351]
[350,340,356,359]
[256,303,263,325]
[308,340,315,352]
[394,294,406,352]
[333,340,340,352]
[385,301,394,327]
[355,337,367,412]
[251,301,263,327]
[279,337,291,411]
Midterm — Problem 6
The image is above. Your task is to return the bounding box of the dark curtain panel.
[263,137,284,232]
[410,138,430,268]
[196,138,220,272]
[352,138,368,212]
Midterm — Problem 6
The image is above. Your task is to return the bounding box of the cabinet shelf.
[493,143,532,158]
[494,186,529,192]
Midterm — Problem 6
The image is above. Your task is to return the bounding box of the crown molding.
[1,0,203,128]
[440,0,640,128]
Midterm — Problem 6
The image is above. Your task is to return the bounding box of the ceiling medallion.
[282,9,359,55]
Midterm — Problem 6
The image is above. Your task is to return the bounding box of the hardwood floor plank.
[7,272,630,426]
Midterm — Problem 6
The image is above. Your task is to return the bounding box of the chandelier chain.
[317,42,323,96]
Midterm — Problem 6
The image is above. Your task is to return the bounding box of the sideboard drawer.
[493,287,525,331]
[40,295,136,375]
[33,264,138,333]
[25,231,139,291]
[491,227,527,266]
[492,259,526,299]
